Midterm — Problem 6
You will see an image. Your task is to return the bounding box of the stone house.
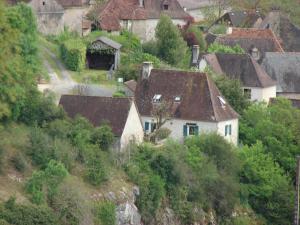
[215,28,284,63]
[90,0,192,41]
[194,51,277,102]
[134,62,239,145]
[261,52,300,100]
[59,95,144,151]
[29,0,92,35]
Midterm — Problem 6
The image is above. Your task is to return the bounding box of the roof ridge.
[205,74,218,121]
[269,29,285,52]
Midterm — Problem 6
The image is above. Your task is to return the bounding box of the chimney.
[192,45,200,64]
[139,0,144,7]
[226,27,233,34]
[142,62,153,79]
[183,7,187,11]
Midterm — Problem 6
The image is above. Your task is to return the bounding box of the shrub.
[91,125,114,151]
[0,198,59,225]
[142,40,159,56]
[25,170,46,204]
[154,128,171,141]
[207,43,245,54]
[0,147,4,174]
[85,151,108,186]
[182,24,206,50]
[94,201,116,225]
[115,64,138,81]
[113,91,126,97]
[10,153,27,172]
[60,39,86,71]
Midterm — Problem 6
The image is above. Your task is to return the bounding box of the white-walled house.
[59,95,144,151]
[193,51,277,103]
[91,0,192,42]
[134,63,239,145]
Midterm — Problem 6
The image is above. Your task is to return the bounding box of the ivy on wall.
[60,39,87,71]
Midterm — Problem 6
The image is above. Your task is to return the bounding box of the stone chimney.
[251,47,260,61]
[226,27,233,34]
[142,62,153,79]
[139,0,144,7]
[192,45,200,64]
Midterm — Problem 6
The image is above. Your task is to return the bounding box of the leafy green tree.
[91,124,114,150]
[240,98,300,177]
[213,75,250,114]
[155,14,189,65]
[85,150,108,185]
[239,142,294,225]
[208,43,245,54]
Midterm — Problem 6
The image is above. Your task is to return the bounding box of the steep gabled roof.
[261,52,300,93]
[215,28,284,62]
[203,53,276,88]
[135,69,238,122]
[93,0,191,31]
[258,11,300,52]
[59,95,133,136]
[216,11,262,28]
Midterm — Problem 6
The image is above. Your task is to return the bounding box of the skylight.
[174,96,181,102]
[153,94,162,103]
[217,96,226,107]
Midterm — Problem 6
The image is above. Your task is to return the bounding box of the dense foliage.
[60,39,86,71]
[208,43,245,54]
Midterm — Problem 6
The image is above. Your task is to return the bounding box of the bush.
[94,201,116,225]
[0,197,59,225]
[60,39,86,71]
[85,151,108,186]
[91,125,114,151]
[154,128,171,141]
[115,64,138,81]
[0,147,4,174]
[207,43,245,54]
[113,91,126,97]
[142,40,159,56]
[182,24,206,50]
[10,153,27,172]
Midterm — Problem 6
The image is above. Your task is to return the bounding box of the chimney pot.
[142,62,153,79]
[192,45,200,64]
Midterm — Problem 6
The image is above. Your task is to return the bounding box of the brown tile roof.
[59,95,133,136]
[93,0,192,31]
[203,53,276,88]
[215,28,284,63]
[124,80,137,92]
[135,69,238,122]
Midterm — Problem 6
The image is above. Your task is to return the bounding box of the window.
[217,96,226,108]
[183,124,199,137]
[42,1,45,5]
[123,20,129,30]
[145,121,157,133]
[174,96,181,102]
[225,124,232,136]
[153,94,162,103]
[244,88,251,99]
[163,4,168,10]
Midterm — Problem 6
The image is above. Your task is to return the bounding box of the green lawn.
[69,69,117,86]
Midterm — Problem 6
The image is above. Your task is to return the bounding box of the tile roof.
[94,36,122,49]
[258,11,300,52]
[261,52,300,93]
[59,95,133,136]
[135,69,238,122]
[93,0,191,31]
[203,53,276,88]
[216,11,262,28]
[215,28,284,62]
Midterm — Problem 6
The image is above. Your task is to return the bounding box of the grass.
[69,69,117,86]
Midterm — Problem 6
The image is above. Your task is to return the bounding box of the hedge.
[60,39,86,71]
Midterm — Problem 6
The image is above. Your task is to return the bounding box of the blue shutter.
[183,125,188,137]
[145,122,149,131]
[225,125,228,136]
[229,125,232,135]
[195,126,199,135]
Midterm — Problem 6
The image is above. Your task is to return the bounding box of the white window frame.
[153,94,162,103]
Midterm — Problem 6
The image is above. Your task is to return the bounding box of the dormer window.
[251,47,260,60]
[174,96,181,102]
[153,94,162,103]
[163,4,168,10]
[217,96,226,108]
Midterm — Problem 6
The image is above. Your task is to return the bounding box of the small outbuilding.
[86,36,122,70]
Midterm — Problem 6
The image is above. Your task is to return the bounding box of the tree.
[207,43,245,54]
[155,14,189,65]
[91,124,114,151]
[181,24,206,50]
[213,74,250,114]
[239,142,294,224]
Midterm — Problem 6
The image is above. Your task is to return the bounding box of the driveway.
[38,48,117,102]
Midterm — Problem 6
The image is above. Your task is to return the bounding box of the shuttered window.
[145,122,149,131]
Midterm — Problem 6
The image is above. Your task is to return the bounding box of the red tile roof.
[93,0,192,31]
[59,95,133,136]
[135,69,238,122]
